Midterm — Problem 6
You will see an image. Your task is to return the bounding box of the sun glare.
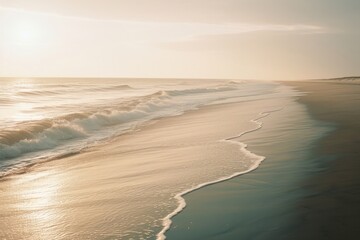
[12,21,42,45]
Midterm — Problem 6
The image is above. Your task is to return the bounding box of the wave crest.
[0,83,240,162]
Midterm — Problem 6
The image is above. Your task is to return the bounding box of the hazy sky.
[1,0,359,80]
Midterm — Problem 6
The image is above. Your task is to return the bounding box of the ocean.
[0,78,278,177]
[0,78,310,239]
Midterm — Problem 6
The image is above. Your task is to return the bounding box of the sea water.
[0,78,276,176]
[0,78,300,239]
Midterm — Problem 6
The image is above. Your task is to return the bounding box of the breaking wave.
[16,84,133,97]
[0,84,240,163]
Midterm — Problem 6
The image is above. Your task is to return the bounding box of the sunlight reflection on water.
[12,169,64,239]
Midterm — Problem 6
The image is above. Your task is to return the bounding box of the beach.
[2,1,359,239]
[0,79,359,239]
[0,79,293,239]
[167,79,360,240]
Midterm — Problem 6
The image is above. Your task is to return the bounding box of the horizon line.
[0,75,359,82]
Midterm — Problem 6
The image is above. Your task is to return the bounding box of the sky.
[0,0,359,80]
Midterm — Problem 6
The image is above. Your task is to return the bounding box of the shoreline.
[165,83,327,239]
[2,80,358,239]
[166,80,359,239]
[283,81,360,239]
[157,109,281,239]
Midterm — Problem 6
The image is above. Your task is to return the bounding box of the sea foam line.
[156,108,283,240]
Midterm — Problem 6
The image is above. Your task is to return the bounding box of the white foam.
[156,108,283,240]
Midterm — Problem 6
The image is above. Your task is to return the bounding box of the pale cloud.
[1,6,325,46]
[0,1,358,79]
[158,23,325,42]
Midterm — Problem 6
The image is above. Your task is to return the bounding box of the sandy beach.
[1,80,359,240]
[285,80,360,239]
[166,80,360,240]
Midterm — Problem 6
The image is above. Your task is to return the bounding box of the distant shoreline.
[1,76,359,82]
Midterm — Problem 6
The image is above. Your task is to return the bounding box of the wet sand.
[284,80,360,239]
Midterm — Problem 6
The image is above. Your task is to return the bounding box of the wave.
[15,84,133,97]
[0,124,86,160]
[0,97,12,104]
[324,76,360,81]
[0,91,169,161]
[0,83,242,172]
[87,84,133,92]
[16,90,61,97]
[165,86,237,96]
[157,108,283,240]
